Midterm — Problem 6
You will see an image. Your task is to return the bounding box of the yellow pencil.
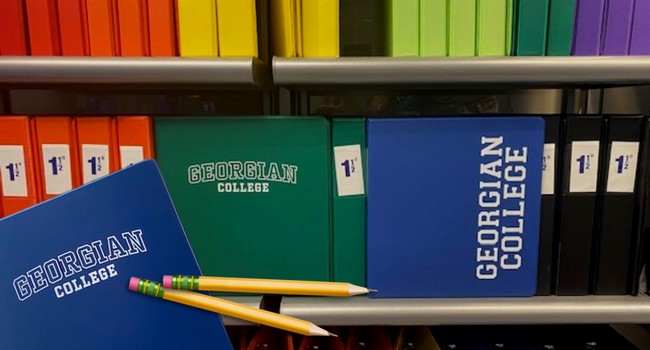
[162,275,377,297]
[129,277,335,336]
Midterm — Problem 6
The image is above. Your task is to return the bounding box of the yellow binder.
[216,0,258,57]
[301,0,339,57]
[177,0,218,57]
[271,0,296,57]
[295,0,303,57]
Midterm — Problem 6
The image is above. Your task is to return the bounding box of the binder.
[247,327,294,350]
[332,118,366,286]
[506,0,516,55]
[477,0,508,56]
[270,0,296,57]
[25,0,62,55]
[573,0,607,55]
[116,0,150,56]
[537,116,561,296]
[86,0,119,56]
[594,116,644,295]
[602,0,635,55]
[0,0,29,55]
[556,116,603,295]
[295,0,303,57]
[76,117,119,184]
[515,0,550,56]
[546,0,577,55]
[340,0,386,56]
[147,0,177,56]
[630,0,650,55]
[227,327,251,350]
[0,117,40,216]
[155,117,331,282]
[388,0,419,57]
[177,0,219,57]
[33,117,81,200]
[302,0,339,57]
[345,327,393,350]
[216,0,258,57]
[448,0,476,56]
[116,116,154,169]
[57,0,89,55]
[395,327,441,350]
[367,117,544,297]
[0,160,233,350]
[298,334,344,350]
[420,0,446,56]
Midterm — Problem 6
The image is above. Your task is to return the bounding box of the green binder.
[477,0,508,56]
[506,0,516,55]
[155,116,332,282]
[448,0,476,56]
[515,0,550,55]
[331,118,366,286]
[388,0,419,56]
[546,0,576,55]
[420,0,446,56]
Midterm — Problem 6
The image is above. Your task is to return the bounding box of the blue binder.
[367,117,544,297]
[0,160,232,350]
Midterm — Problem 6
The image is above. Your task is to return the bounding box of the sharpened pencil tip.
[328,332,338,337]
[368,289,378,293]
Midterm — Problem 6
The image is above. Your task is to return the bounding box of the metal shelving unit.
[277,296,650,326]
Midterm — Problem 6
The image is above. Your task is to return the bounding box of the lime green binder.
[420,0,447,56]
[155,117,332,282]
[332,118,366,286]
[388,0,419,56]
[448,0,476,56]
[477,0,508,56]
[515,0,550,55]
[546,0,576,55]
[506,0,516,55]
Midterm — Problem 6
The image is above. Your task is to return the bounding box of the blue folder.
[367,117,544,297]
[0,160,232,349]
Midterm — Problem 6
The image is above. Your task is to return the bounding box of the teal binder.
[515,0,550,56]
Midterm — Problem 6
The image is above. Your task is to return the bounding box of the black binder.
[537,116,561,295]
[593,116,645,295]
[556,115,604,295]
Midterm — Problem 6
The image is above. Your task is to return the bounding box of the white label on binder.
[607,141,639,193]
[570,141,600,193]
[42,144,73,195]
[334,144,365,196]
[0,145,28,197]
[542,143,555,195]
[120,146,144,169]
[82,144,110,184]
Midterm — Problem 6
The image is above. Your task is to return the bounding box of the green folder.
[420,0,447,56]
[477,0,508,56]
[332,118,366,286]
[388,0,419,56]
[448,0,476,56]
[515,0,550,55]
[546,0,576,55]
[155,116,332,282]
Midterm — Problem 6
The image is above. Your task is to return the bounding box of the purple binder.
[572,0,607,55]
[602,0,635,55]
[631,0,650,54]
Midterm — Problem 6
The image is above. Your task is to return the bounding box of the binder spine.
[572,0,607,55]
[601,0,635,55]
[0,0,29,55]
[630,0,650,55]
[515,0,550,56]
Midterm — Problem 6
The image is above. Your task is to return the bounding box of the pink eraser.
[162,275,172,289]
[129,277,141,292]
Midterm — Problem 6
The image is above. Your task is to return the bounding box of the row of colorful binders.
[1,115,646,298]
[226,325,637,350]
[0,116,153,217]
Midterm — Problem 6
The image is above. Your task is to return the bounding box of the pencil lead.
[328,332,338,337]
[368,289,378,293]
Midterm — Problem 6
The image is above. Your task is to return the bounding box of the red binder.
[0,0,29,55]
[116,0,150,56]
[57,0,89,55]
[147,0,177,56]
[76,117,119,184]
[86,0,119,56]
[116,116,154,168]
[33,117,81,200]
[0,117,41,216]
[246,328,294,350]
[26,0,62,55]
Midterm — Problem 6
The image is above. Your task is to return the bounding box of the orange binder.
[246,328,294,350]
[116,116,154,168]
[33,117,81,200]
[85,0,119,56]
[116,0,150,56]
[57,0,89,55]
[76,117,119,184]
[345,327,394,350]
[0,117,41,216]
[147,0,177,56]
[26,0,62,55]
[0,0,29,55]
